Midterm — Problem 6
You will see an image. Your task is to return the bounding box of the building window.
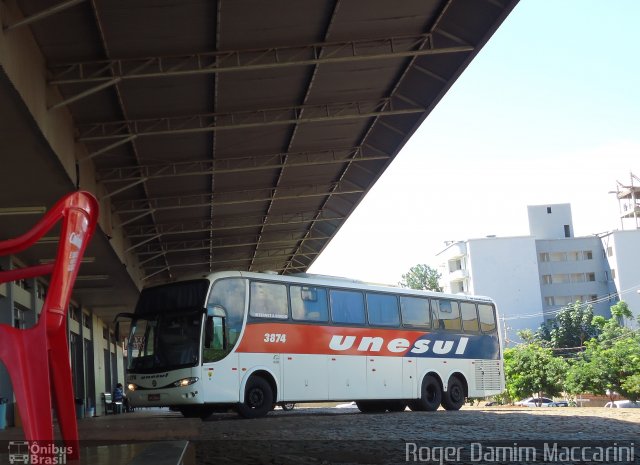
[544,296,555,306]
[586,272,596,282]
[539,253,549,262]
[547,207,552,214]
[570,273,586,283]
[567,251,580,261]
[83,313,91,329]
[589,295,598,302]
[607,246,613,257]
[583,251,593,260]
[564,225,571,237]
[555,296,573,306]
[36,282,47,300]
[552,274,570,284]
[550,252,567,262]
[102,326,109,340]
[611,269,616,279]
[69,304,80,322]
[542,275,552,285]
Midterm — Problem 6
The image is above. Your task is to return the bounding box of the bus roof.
[171,270,496,305]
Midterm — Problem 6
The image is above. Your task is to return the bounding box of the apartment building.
[436,203,640,343]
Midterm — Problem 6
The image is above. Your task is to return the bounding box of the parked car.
[604,400,640,408]
[549,400,569,407]
[514,397,554,407]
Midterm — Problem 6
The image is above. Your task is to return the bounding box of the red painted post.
[0,191,99,462]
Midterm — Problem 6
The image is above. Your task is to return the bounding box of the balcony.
[448,268,469,281]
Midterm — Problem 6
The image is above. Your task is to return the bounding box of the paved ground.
[1,406,639,464]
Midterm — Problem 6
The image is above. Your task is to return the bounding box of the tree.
[503,343,568,403]
[610,300,633,326]
[534,301,599,353]
[399,264,442,292]
[566,333,640,402]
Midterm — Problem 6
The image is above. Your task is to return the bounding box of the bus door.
[201,307,239,403]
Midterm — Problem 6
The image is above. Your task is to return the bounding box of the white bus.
[118,271,504,418]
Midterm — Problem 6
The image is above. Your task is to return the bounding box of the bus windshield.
[127,279,210,372]
[128,309,203,371]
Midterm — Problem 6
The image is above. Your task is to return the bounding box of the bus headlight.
[173,377,199,388]
[128,383,138,391]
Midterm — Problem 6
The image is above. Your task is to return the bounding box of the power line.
[503,282,640,321]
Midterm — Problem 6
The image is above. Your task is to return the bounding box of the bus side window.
[399,296,431,328]
[249,281,288,319]
[478,304,497,333]
[366,293,400,327]
[431,299,461,331]
[290,285,328,322]
[460,302,480,333]
[329,289,365,325]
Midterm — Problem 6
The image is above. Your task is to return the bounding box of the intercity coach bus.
[118,271,504,418]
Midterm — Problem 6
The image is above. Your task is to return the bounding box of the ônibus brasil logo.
[8,441,72,465]
[328,335,469,355]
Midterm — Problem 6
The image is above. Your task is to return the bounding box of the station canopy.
[0,0,518,317]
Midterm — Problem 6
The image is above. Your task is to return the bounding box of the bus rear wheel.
[237,376,274,419]
[442,376,465,411]
[409,374,442,412]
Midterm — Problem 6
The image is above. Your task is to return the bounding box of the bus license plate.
[148,394,160,401]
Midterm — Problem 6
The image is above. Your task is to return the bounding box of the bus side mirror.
[113,312,135,343]
[207,305,226,317]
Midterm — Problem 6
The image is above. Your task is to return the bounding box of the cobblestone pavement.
[1,406,639,464]
[194,406,640,465]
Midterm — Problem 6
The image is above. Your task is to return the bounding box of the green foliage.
[534,301,599,353]
[504,343,568,401]
[621,374,640,401]
[516,329,536,344]
[398,264,442,292]
[610,301,633,321]
[565,332,640,401]
[508,302,640,403]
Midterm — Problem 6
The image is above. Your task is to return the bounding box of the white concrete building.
[436,203,640,344]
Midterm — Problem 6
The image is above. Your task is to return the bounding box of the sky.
[309,0,640,285]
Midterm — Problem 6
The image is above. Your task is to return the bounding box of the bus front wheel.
[237,376,274,419]
[409,374,442,412]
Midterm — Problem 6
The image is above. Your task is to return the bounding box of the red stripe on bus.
[235,322,430,356]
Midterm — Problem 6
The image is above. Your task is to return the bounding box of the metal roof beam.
[98,147,388,183]
[113,183,365,215]
[49,33,472,85]
[77,99,425,142]
[135,234,331,256]
[4,0,86,32]
[143,251,320,270]
[125,211,345,238]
